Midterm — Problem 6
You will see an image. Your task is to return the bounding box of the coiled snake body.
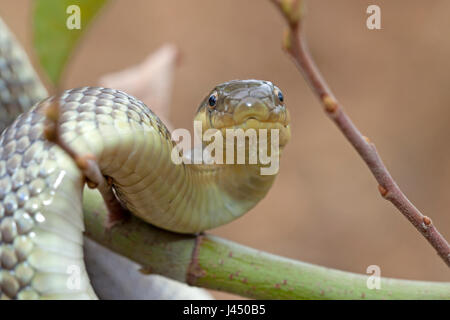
[0,19,290,299]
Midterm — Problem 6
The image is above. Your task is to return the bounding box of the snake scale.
[0,18,290,299]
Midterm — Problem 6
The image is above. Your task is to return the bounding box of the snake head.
[194,79,291,148]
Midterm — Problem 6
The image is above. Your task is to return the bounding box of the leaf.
[33,0,109,86]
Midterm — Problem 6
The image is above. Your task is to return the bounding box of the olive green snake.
[0,18,290,299]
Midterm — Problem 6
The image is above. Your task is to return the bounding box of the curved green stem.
[83,188,450,299]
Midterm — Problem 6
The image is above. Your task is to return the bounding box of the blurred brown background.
[1,0,449,299]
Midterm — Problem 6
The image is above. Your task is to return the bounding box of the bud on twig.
[280,0,305,26]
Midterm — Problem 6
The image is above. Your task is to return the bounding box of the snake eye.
[277,90,284,103]
[208,92,218,109]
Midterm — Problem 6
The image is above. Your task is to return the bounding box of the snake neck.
[101,129,281,234]
[189,135,284,212]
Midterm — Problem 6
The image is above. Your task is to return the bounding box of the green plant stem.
[82,188,450,299]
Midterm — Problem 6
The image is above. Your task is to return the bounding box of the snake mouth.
[212,102,290,129]
[234,118,288,128]
[216,117,291,148]
[214,116,289,130]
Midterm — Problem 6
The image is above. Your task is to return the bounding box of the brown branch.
[270,0,450,267]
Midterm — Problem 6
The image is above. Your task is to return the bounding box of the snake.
[0,17,291,299]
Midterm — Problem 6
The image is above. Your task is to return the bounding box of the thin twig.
[269,0,450,267]
[43,99,126,226]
